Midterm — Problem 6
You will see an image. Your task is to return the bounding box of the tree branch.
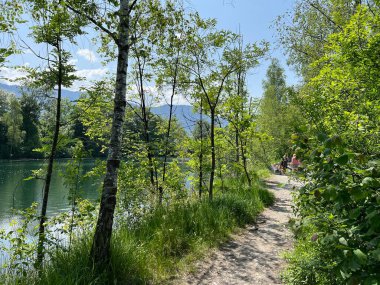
[308,1,343,32]
[129,0,138,14]
[66,3,118,43]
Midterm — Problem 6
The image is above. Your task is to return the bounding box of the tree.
[127,0,175,194]
[76,80,114,153]
[66,0,138,267]
[20,91,41,158]
[222,91,257,186]
[221,36,264,186]
[276,0,360,79]
[154,0,189,202]
[123,0,192,202]
[184,23,267,199]
[0,90,9,157]
[25,0,83,267]
[262,58,287,103]
[2,94,24,157]
[190,116,211,198]
[279,2,380,283]
[0,0,23,66]
[257,59,301,160]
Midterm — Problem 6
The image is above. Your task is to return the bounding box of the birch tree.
[25,0,83,267]
[66,0,138,266]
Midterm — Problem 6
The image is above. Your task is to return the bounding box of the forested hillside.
[0,86,195,159]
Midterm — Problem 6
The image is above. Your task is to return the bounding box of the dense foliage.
[3,0,379,283]
[0,0,276,283]
[278,1,380,284]
[0,89,108,159]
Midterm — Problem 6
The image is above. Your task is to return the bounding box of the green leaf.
[317,132,328,142]
[362,177,378,188]
[339,237,348,246]
[364,277,379,285]
[371,248,380,261]
[353,249,367,265]
[336,154,349,165]
[340,269,351,279]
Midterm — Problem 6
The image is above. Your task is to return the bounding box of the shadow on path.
[176,175,295,285]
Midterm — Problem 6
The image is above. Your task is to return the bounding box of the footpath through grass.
[4,179,274,285]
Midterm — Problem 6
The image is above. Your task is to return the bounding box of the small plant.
[0,203,38,278]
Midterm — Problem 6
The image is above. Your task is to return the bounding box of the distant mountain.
[0,82,80,101]
[0,83,20,96]
[151,104,201,133]
[0,83,202,132]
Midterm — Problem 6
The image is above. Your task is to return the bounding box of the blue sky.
[0,0,299,102]
[188,0,299,97]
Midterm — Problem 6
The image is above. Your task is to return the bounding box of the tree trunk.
[35,39,63,268]
[209,107,215,200]
[90,0,130,267]
[160,55,180,204]
[240,139,251,187]
[146,145,155,188]
[218,157,225,191]
[69,158,81,249]
[162,56,179,184]
[235,126,239,163]
[235,68,241,165]
[216,118,225,191]
[136,58,156,190]
[198,97,203,199]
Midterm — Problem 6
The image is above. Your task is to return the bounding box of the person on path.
[291,153,300,170]
[280,155,288,174]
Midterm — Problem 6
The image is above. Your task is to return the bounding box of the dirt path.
[176,175,295,285]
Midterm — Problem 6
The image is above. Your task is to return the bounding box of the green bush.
[282,224,343,285]
[283,135,380,284]
[5,179,274,285]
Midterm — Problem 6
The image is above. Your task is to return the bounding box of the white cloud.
[155,86,191,106]
[125,85,191,107]
[76,49,97,62]
[0,66,110,91]
[1,65,190,106]
[75,67,108,79]
[0,67,28,85]
[22,49,33,54]
[67,67,109,91]
[161,90,191,106]
[68,58,78,66]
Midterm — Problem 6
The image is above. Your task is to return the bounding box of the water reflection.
[0,159,100,226]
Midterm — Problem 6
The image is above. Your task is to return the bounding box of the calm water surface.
[0,159,100,229]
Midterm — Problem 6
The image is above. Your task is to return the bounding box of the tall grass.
[4,180,274,285]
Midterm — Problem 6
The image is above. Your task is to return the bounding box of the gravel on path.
[175,175,295,285]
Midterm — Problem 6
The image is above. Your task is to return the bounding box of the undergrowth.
[2,179,274,285]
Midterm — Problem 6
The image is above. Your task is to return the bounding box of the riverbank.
[1,178,274,284]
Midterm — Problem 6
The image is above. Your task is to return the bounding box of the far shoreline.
[0,157,102,163]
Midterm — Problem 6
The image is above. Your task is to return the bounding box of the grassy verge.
[281,222,344,285]
[6,180,274,285]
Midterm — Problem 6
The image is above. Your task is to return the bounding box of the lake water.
[0,159,100,229]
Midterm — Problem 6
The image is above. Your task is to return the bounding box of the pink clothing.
[291,157,300,166]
